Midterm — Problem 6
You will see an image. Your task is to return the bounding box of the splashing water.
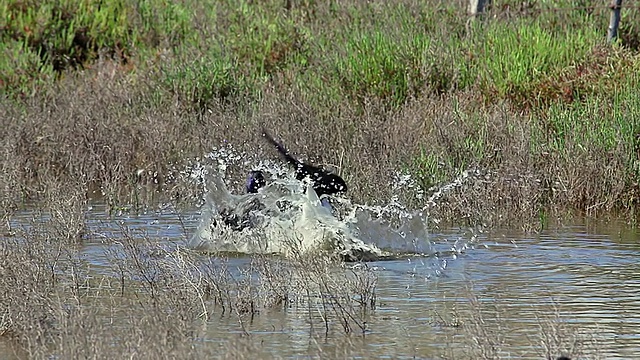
[187,145,476,262]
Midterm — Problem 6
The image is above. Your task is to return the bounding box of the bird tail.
[262,129,300,168]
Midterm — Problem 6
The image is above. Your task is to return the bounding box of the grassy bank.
[2,0,640,228]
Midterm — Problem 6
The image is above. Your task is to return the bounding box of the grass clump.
[337,31,400,102]
[0,38,55,97]
[156,48,246,111]
[222,1,312,80]
[0,0,194,96]
[336,31,426,107]
[476,22,599,107]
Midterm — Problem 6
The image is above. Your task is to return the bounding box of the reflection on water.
[21,208,631,359]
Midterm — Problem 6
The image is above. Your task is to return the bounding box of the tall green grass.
[2,0,634,108]
[3,0,640,218]
[0,0,194,95]
[222,1,312,79]
[541,79,640,159]
[335,31,427,106]
[477,22,599,103]
[157,48,246,111]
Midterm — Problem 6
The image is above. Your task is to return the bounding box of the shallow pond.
[4,158,639,359]
[51,206,640,359]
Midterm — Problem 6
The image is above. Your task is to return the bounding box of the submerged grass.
[0,188,601,359]
[0,186,381,357]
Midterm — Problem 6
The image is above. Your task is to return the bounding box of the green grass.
[3,0,640,222]
[541,81,640,161]
[0,38,55,97]
[157,48,247,111]
[222,1,312,79]
[2,0,634,107]
[411,148,449,191]
[335,30,424,106]
[477,22,599,103]
[0,0,194,95]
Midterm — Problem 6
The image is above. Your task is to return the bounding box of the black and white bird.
[261,129,347,197]
[217,130,347,231]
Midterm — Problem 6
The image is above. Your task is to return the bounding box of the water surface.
[70,208,640,359]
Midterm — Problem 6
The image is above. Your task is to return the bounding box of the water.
[76,211,639,359]
[3,146,640,358]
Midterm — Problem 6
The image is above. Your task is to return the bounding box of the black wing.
[262,129,304,170]
[262,129,347,197]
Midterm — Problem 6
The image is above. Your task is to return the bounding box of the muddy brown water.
[5,206,640,359]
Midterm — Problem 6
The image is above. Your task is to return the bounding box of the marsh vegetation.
[1,0,639,358]
[2,0,640,226]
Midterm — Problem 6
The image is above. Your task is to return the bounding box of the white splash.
[188,170,388,261]
[186,146,476,262]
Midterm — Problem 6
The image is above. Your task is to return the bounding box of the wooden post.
[468,0,491,19]
[607,0,623,43]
